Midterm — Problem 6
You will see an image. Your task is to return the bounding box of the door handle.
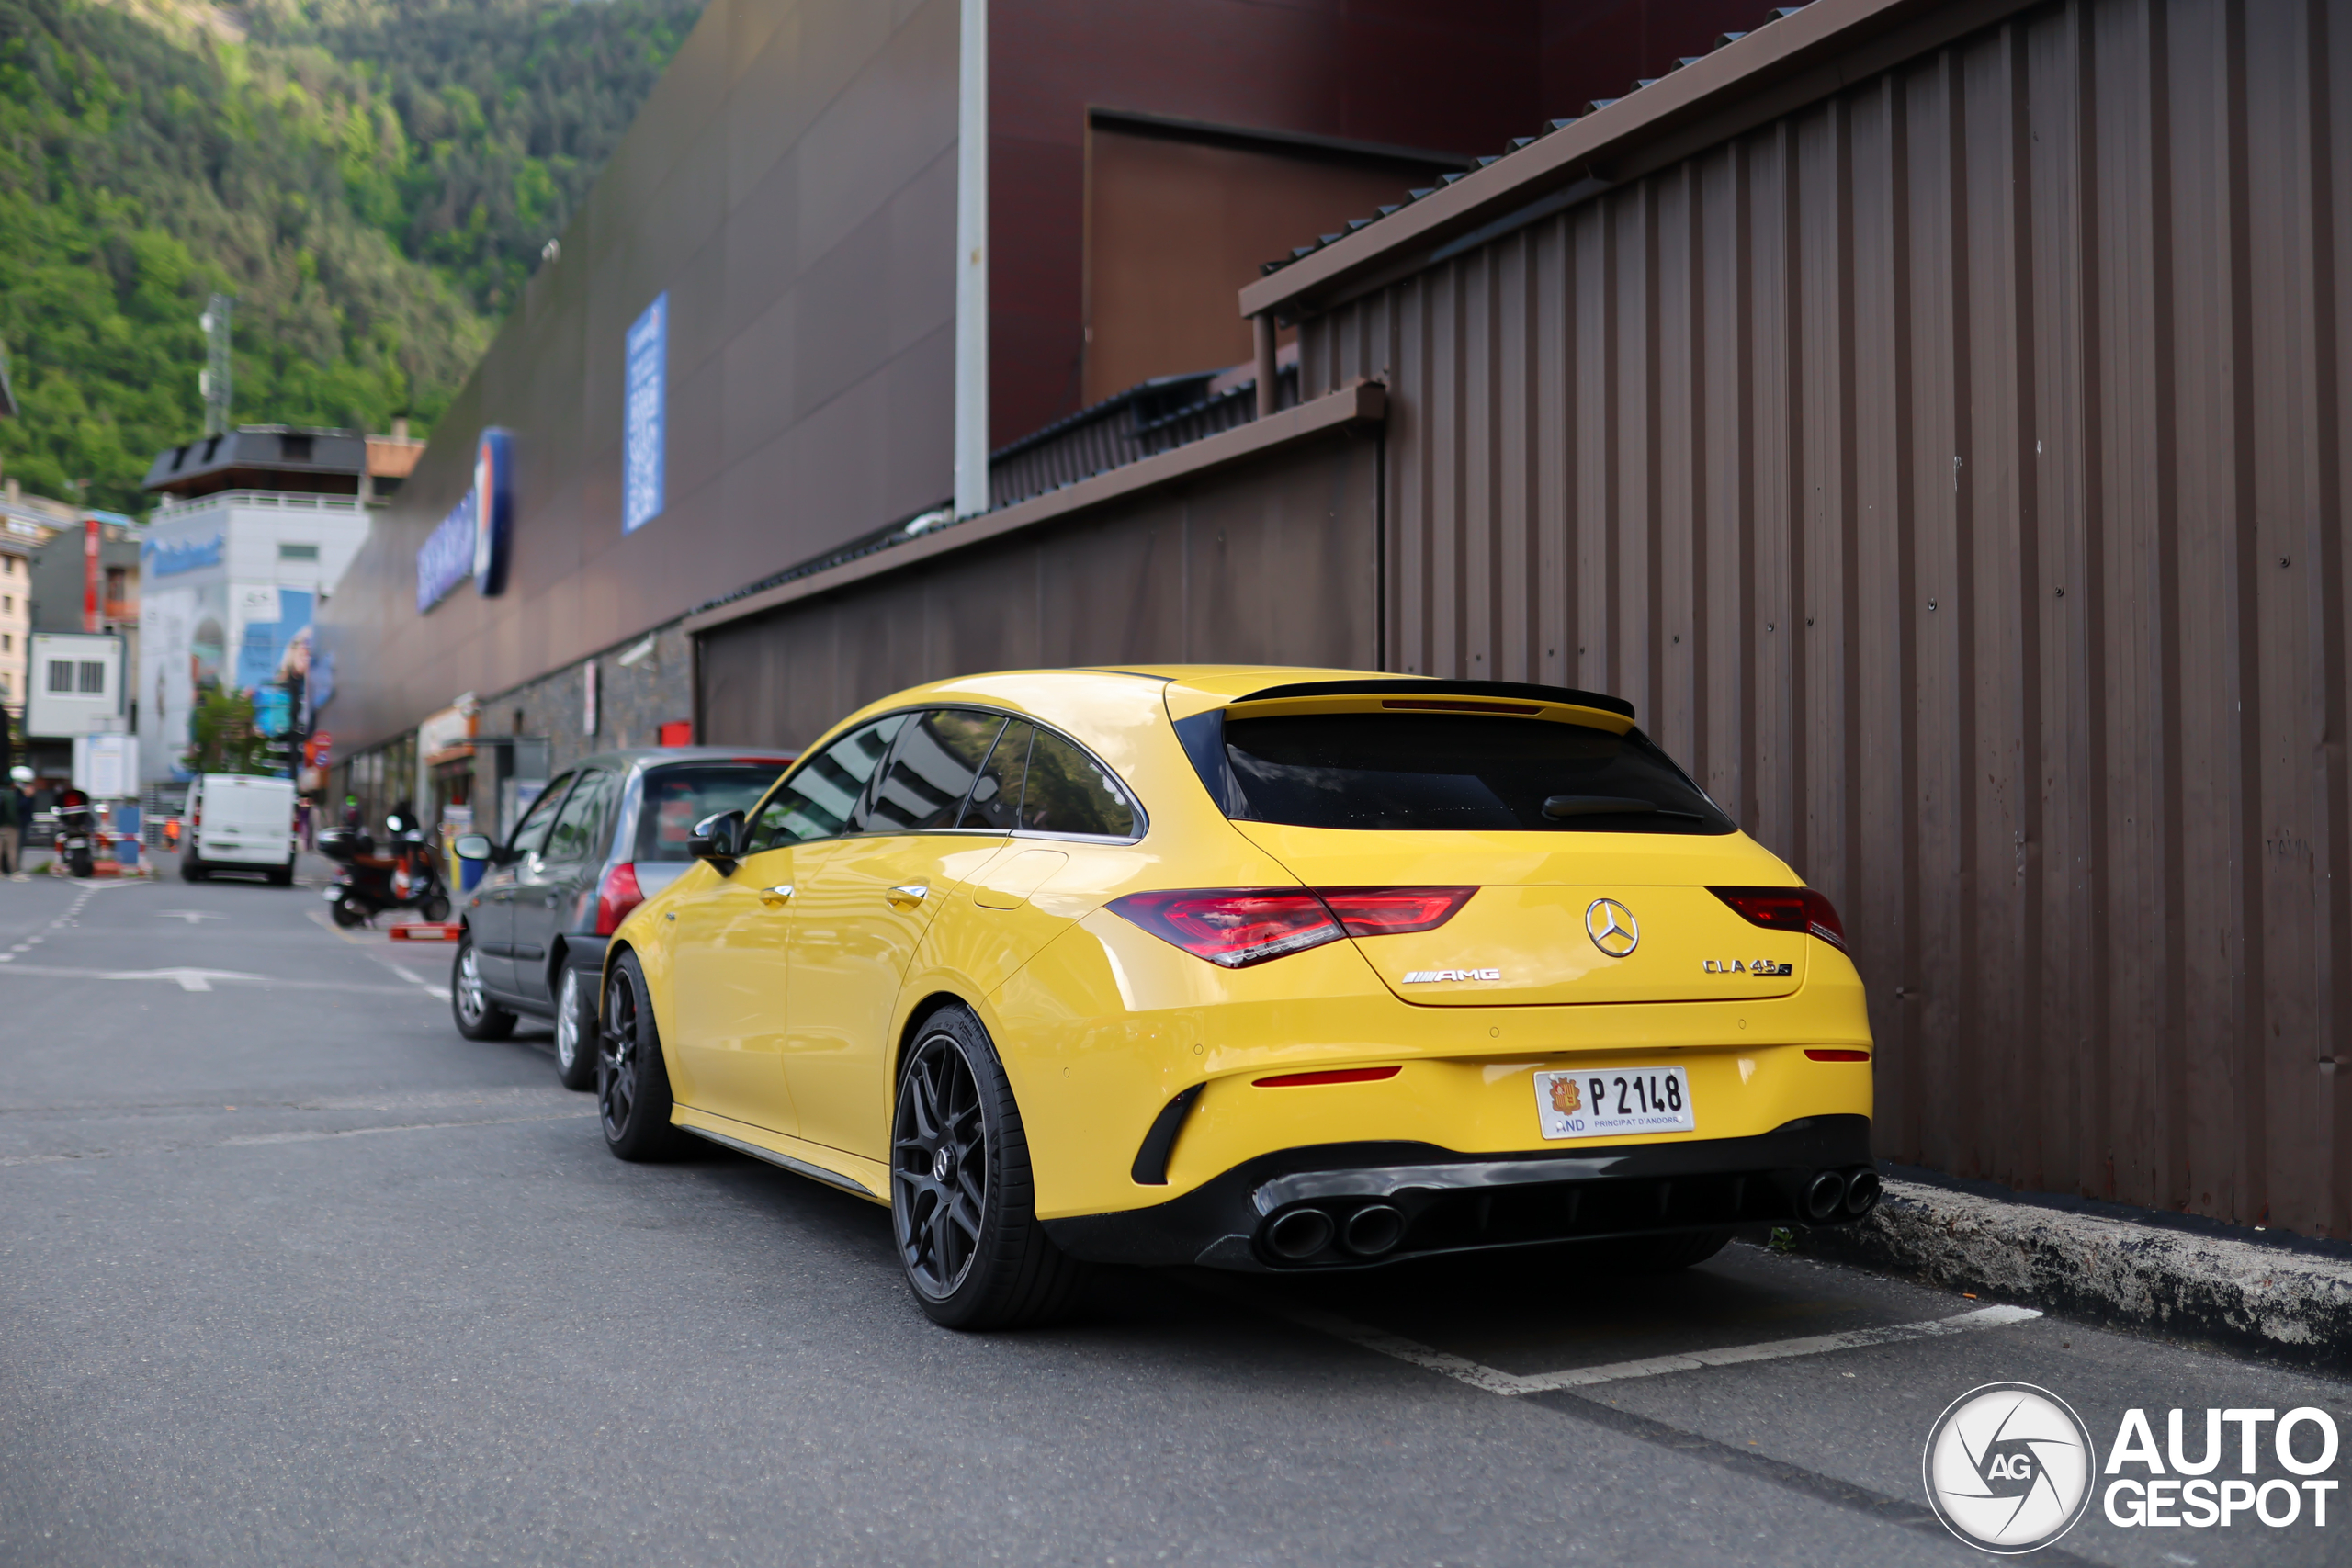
[759,884,794,908]
[886,884,929,908]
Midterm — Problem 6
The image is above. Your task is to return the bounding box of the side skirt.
[673,1106,889,1205]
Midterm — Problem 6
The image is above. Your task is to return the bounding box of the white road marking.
[0,963,419,997]
[1252,1297,2041,1396]
[1,1111,595,1168]
[222,1111,595,1146]
[153,909,230,924]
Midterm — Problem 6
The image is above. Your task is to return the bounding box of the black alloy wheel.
[598,953,679,1161]
[894,1031,989,1300]
[450,932,516,1042]
[888,1005,1086,1330]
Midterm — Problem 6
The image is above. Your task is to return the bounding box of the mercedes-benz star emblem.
[1584,897,1640,957]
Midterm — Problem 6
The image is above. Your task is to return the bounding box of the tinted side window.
[957,720,1034,831]
[510,773,574,858]
[543,771,616,863]
[634,766,786,863]
[746,715,908,851]
[865,710,1005,832]
[1019,730,1139,839]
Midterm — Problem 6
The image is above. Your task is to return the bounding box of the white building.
[137,490,369,784]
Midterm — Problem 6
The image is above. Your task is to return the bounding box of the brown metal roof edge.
[1237,0,2041,322]
[682,379,1387,637]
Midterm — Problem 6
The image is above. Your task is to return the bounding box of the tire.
[552,966,597,1090]
[267,860,295,887]
[598,953,681,1161]
[890,1004,1088,1330]
[450,933,517,1041]
[180,853,205,884]
[331,897,367,929]
[67,849,92,879]
[420,894,451,922]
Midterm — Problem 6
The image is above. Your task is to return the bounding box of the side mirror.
[453,833,493,862]
[688,809,745,863]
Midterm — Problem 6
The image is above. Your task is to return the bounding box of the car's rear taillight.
[1315,886,1476,937]
[1709,886,1848,952]
[1107,890,1341,968]
[595,863,645,936]
[1108,886,1476,967]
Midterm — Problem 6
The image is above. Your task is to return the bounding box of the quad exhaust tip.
[1804,1170,1848,1223]
[1340,1203,1405,1257]
[1842,1168,1882,1217]
[1266,1207,1335,1259]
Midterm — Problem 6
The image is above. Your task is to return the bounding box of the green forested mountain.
[0,0,703,514]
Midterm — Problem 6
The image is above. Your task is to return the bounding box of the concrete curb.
[1801,1178,2352,1367]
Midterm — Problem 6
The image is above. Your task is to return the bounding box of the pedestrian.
[295,795,312,852]
[0,774,17,876]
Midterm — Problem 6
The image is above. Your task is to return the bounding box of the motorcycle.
[52,792,96,879]
[317,813,452,927]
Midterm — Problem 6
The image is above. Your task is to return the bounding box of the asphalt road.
[1,863,2345,1566]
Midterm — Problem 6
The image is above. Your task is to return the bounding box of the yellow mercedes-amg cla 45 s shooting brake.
[594,667,1877,1328]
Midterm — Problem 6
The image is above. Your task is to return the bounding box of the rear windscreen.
[1219,713,1734,834]
[635,765,788,862]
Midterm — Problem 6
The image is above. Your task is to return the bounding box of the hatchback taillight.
[1316,886,1477,936]
[1107,886,1476,968]
[595,863,645,936]
[1709,886,1848,952]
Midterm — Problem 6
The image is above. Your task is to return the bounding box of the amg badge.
[1401,967,1502,984]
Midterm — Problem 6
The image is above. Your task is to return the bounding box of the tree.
[184,685,276,774]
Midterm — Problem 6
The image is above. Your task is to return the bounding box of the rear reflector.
[1804,1049,1871,1062]
[1108,886,1476,967]
[1254,1066,1402,1088]
[1106,889,1342,968]
[1709,886,1849,952]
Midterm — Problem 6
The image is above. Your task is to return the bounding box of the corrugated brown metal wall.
[1301,0,2352,1235]
[697,432,1381,748]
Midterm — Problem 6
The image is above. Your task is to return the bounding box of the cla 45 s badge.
[1703,958,1795,976]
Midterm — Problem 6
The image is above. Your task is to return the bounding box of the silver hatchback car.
[449,748,794,1086]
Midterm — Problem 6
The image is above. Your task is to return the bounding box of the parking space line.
[1248,1295,2040,1396]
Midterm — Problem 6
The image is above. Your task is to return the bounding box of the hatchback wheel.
[598,953,680,1160]
[552,966,596,1090]
[450,932,515,1041]
[890,1004,1086,1330]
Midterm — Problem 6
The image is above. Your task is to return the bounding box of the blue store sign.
[416,427,514,613]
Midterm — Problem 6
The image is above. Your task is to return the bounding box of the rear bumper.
[1041,1113,1874,1271]
[193,841,290,864]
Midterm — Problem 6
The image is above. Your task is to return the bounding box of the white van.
[182,773,299,886]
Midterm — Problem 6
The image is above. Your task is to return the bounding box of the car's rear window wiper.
[1542,794,1708,822]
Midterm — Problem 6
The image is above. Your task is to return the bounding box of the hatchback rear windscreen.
[635,765,789,862]
[1219,713,1734,834]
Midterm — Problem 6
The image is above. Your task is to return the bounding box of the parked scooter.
[317,812,451,927]
[52,789,96,879]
